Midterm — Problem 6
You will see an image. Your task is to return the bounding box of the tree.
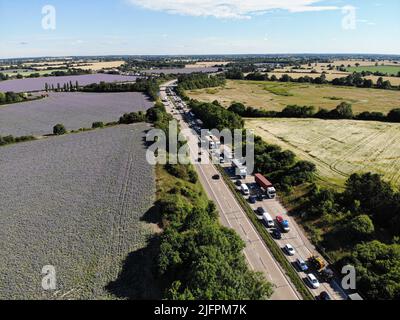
[53,124,67,135]
[388,108,400,122]
[347,241,400,300]
[347,215,375,239]
[92,122,104,129]
[228,102,246,116]
[331,102,354,119]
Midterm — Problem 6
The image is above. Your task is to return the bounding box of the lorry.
[255,174,276,199]
[232,159,247,178]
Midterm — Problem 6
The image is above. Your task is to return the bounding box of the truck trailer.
[255,174,277,199]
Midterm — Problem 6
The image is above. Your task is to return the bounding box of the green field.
[346,65,400,75]
[3,69,68,77]
[246,118,400,189]
[187,80,400,115]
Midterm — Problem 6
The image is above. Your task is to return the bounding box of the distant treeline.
[226,69,399,91]
[82,78,160,100]
[44,81,80,92]
[227,101,400,123]
[120,59,186,72]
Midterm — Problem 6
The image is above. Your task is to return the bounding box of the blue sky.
[0,0,399,58]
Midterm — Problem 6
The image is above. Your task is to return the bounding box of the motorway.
[239,175,347,300]
[160,82,301,300]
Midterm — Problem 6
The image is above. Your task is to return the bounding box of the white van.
[241,184,250,196]
[263,212,275,228]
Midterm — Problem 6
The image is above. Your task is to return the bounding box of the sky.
[0,0,399,58]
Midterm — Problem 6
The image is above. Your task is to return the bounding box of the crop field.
[2,69,68,77]
[0,92,153,136]
[0,125,157,300]
[346,65,400,75]
[246,118,400,189]
[0,74,137,93]
[187,80,400,114]
[73,61,125,71]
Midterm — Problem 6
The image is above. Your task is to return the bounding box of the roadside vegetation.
[81,78,162,100]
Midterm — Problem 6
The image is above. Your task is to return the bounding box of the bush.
[53,124,67,135]
[388,108,400,122]
[92,122,104,129]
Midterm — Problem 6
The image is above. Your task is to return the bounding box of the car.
[272,229,282,240]
[257,194,264,201]
[249,196,257,204]
[296,259,309,272]
[212,174,220,180]
[276,216,284,224]
[256,207,266,215]
[284,244,295,256]
[307,274,320,289]
[235,180,242,187]
[319,291,332,301]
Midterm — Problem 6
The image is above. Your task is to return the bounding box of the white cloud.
[129,0,339,19]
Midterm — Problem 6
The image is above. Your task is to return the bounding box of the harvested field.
[185,61,230,68]
[187,80,400,114]
[0,74,137,93]
[246,118,400,189]
[72,61,125,71]
[0,125,157,300]
[0,92,153,136]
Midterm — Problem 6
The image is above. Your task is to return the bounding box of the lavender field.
[0,125,156,299]
[0,74,137,92]
[0,92,153,136]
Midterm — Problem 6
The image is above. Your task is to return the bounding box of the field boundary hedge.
[216,165,315,301]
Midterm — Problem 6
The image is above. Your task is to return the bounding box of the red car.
[276,216,284,224]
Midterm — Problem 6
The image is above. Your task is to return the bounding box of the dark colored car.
[249,196,257,204]
[256,207,266,215]
[235,180,242,187]
[257,194,264,201]
[319,291,332,301]
[272,229,282,240]
[212,174,221,180]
